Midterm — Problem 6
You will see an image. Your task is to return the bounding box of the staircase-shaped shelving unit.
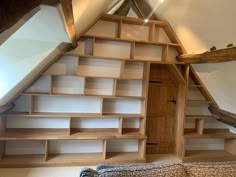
[183,66,236,162]
[0,14,185,167]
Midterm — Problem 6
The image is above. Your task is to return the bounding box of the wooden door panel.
[146,64,177,154]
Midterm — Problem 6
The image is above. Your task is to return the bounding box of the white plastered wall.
[147,0,236,113]
[0,5,70,106]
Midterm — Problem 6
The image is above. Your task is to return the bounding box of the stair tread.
[184,128,236,139]
[185,115,218,120]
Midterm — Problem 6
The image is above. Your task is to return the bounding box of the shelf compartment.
[121,23,149,41]
[122,61,144,80]
[122,118,141,134]
[116,80,143,97]
[183,150,236,162]
[106,139,145,161]
[134,43,162,61]
[0,154,45,167]
[47,153,103,164]
[6,116,70,129]
[86,20,119,38]
[2,140,45,159]
[44,56,78,75]
[33,96,102,114]
[94,39,131,59]
[70,117,119,134]
[78,57,121,78]
[52,76,85,95]
[48,139,104,161]
[25,75,51,94]
[84,78,113,96]
[103,98,143,115]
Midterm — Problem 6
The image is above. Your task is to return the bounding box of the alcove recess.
[0,14,186,167]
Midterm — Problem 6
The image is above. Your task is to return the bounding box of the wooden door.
[146,64,177,154]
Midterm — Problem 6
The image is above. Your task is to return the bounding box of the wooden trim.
[112,79,117,96]
[162,44,169,61]
[149,24,155,41]
[0,7,39,46]
[118,117,123,134]
[175,84,186,159]
[139,139,146,159]
[209,105,236,128]
[45,140,49,161]
[58,0,77,47]
[178,47,236,63]
[195,119,204,134]
[118,20,123,38]
[130,42,135,59]
[103,140,107,160]
[29,95,34,115]
[114,0,132,16]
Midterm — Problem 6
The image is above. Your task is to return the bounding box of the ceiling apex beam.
[177,47,236,63]
[133,0,158,20]
[59,0,77,47]
[131,0,144,18]
[114,0,132,16]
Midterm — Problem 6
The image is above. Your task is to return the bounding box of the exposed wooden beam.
[114,0,132,16]
[133,0,158,20]
[209,105,236,128]
[178,47,236,63]
[0,0,58,34]
[131,0,144,18]
[59,0,77,47]
[0,7,39,46]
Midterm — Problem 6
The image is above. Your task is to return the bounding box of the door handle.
[167,97,176,104]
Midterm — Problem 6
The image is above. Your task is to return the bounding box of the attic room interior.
[0,0,236,176]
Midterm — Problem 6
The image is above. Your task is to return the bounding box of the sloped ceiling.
[0,5,70,107]
[145,0,236,113]
[72,0,117,36]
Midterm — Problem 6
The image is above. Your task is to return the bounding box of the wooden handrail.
[209,105,236,128]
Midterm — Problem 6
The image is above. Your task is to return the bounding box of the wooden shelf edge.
[0,153,146,167]
[4,112,145,118]
[82,34,180,47]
